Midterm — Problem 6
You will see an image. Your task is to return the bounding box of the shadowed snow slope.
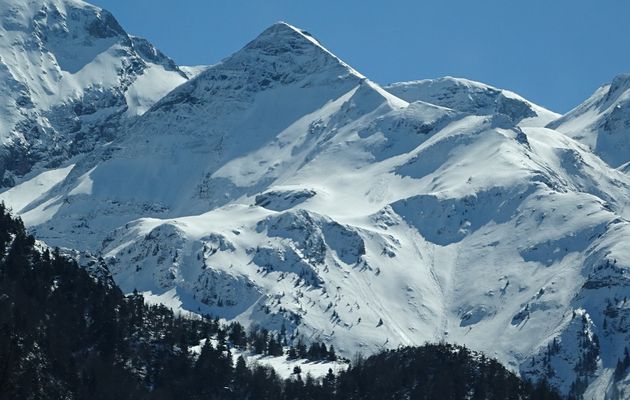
[1,6,630,397]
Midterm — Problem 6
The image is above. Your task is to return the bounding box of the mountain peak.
[261,21,316,38]
[248,21,327,52]
[233,21,364,80]
[149,21,365,115]
[385,76,559,126]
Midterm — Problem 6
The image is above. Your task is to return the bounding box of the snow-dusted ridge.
[1,2,630,396]
[548,73,630,167]
[385,76,560,128]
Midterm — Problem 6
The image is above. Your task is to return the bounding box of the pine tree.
[296,339,308,359]
[228,322,247,348]
[328,344,337,361]
[287,346,298,360]
[322,367,336,397]
[267,335,283,357]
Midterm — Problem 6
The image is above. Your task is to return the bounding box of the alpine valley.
[1,0,629,398]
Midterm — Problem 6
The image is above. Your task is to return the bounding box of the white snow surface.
[548,74,630,167]
[1,5,629,396]
[189,338,347,380]
[179,65,210,79]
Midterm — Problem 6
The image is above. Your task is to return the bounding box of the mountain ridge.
[385,76,560,127]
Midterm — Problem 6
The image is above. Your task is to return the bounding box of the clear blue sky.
[91,0,630,113]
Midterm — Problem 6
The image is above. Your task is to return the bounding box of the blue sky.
[91,0,630,113]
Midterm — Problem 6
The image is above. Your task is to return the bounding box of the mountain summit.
[233,21,364,80]
[149,21,366,120]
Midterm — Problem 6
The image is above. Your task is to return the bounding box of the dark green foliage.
[227,321,247,348]
[614,347,630,381]
[0,205,563,399]
[334,344,564,400]
[0,204,212,399]
[285,338,334,362]
[267,334,284,357]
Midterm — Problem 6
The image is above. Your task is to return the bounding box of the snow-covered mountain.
[548,74,630,168]
[0,0,191,186]
[385,76,560,127]
[1,2,629,397]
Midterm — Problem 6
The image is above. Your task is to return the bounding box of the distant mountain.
[385,76,559,127]
[548,74,630,168]
[1,3,629,398]
[0,0,189,186]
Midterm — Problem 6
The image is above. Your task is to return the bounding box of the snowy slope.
[385,77,560,128]
[189,338,348,380]
[87,105,629,396]
[179,64,209,79]
[1,11,629,397]
[6,21,378,250]
[0,0,189,186]
[548,74,630,168]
